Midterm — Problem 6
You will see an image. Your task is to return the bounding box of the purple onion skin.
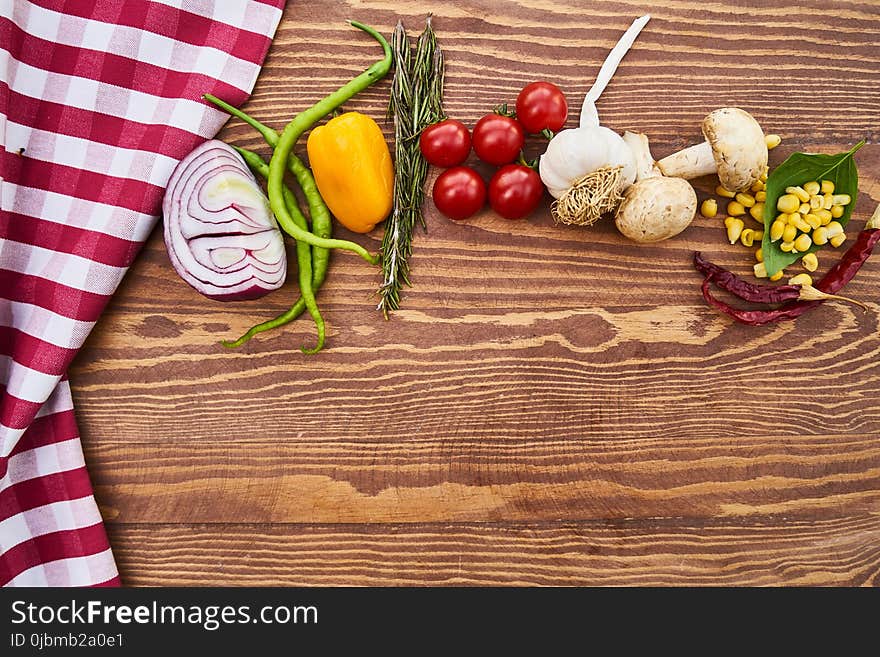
[162,140,287,301]
[207,283,276,302]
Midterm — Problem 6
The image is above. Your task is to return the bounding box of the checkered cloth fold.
[1,0,284,586]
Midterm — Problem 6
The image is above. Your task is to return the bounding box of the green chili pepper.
[207,21,391,353]
[203,93,344,272]
[232,147,376,262]
[204,98,333,350]
[221,148,326,349]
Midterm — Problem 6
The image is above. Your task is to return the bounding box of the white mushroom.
[657,107,768,192]
[615,132,698,243]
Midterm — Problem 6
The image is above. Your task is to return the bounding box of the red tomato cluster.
[420,81,568,222]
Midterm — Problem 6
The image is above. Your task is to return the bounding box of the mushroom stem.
[656,108,767,191]
[656,140,716,179]
[622,131,660,181]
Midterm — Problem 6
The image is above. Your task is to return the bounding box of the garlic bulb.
[538,14,650,227]
[539,126,636,199]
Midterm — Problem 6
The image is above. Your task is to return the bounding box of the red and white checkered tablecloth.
[1,0,285,587]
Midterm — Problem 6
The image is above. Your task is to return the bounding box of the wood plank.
[83,434,880,524]
[71,246,880,444]
[107,517,880,586]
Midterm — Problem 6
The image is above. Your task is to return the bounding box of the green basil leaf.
[762,141,864,276]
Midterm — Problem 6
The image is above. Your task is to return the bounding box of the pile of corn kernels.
[699,134,852,285]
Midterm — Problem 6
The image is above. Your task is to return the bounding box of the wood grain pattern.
[69,0,880,586]
[85,433,880,523]
[109,518,880,586]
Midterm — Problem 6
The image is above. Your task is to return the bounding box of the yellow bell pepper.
[306,111,393,234]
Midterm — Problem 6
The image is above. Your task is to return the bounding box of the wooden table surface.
[69,0,880,586]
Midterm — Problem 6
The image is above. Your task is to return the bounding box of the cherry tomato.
[515,81,568,134]
[472,114,525,166]
[488,164,544,220]
[419,119,471,168]
[432,166,486,221]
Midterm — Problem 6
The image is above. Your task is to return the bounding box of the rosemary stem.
[377,17,444,317]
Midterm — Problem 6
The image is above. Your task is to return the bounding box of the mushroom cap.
[701,107,768,192]
[614,177,698,243]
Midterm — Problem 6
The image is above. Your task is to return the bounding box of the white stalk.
[622,131,659,180]
[579,14,651,128]
[656,141,716,179]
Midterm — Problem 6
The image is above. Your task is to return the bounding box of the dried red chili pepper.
[696,204,880,326]
[812,213,880,295]
[694,252,855,307]
[700,277,827,325]
[694,252,803,304]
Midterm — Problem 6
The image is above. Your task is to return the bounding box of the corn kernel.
[830,233,846,248]
[820,180,835,194]
[830,204,844,219]
[727,201,746,217]
[782,224,798,243]
[769,269,785,282]
[832,194,851,206]
[753,230,764,240]
[826,221,844,238]
[815,208,833,224]
[726,217,745,244]
[701,198,718,218]
[749,203,765,222]
[740,228,756,247]
[801,253,818,272]
[794,233,812,252]
[786,186,810,203]
[736,193,756,208]
[793,217,811,233]
[716,185,736,198]
[780,240,795,252]
[803,181,821,196]
[754,262,768,278]
[813,226,829,245]
[823,193,834,209]
[804,214,822,230]
[788,273,813,286]
[755,191,767,202]
[770,219,786,241]
[785,213,800,226]
[750,179,765,193]
[777,194,801,214]
[765,134,782,150]
[755,248,764,262]
[809,195,823,210]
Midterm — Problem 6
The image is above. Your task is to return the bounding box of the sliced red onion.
[162,140,286,301]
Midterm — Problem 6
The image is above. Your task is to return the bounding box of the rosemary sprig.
[377,17,445,317]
